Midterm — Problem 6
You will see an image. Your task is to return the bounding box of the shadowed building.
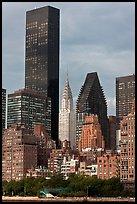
[34,124,56,168]
[7,88,51,134]
[109,116,116,150]
[116,74,135,130]
[25,6,60,145]
[76,72,109,149]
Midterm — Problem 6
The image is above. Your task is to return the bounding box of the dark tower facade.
[25,6,60,145]
[7,88,51,134]
[76,72,109,148]
[116,74,135,130]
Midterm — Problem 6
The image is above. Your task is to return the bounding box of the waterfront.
[2,196,135,202]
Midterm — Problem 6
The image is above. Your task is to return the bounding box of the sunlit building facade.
[78,115,105,152]
[59,78,76,149]
[2,124,37,181]
[120,99,135,182]
[2,88,6,131]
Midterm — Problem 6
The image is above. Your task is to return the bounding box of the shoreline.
[2,196,135,202]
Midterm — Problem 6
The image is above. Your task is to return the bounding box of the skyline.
[2,2,135,116]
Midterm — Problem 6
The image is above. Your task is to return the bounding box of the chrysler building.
[59,77,76,149]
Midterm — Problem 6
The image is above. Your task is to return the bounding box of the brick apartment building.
[78,115,105,152]
[34,124,56,168]
[97,152,120,180]
[2,124,37,181]
[120,99,135,182]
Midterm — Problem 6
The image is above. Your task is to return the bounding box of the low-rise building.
[26,166,50,179]
[97,152,120,180]
[79,161,97,177]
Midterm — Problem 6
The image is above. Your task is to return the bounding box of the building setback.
[2,124,37,181]
[76,72,109,149]
[34,124,56,168]
[59,78,76,149]
[25,6,60,145]
[116,74,135,130]
[120,99,135,182]
[2,88,6,131]
[7,88,51,134]
[78,115,105,152]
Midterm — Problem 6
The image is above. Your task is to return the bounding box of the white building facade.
[59,78,76,149]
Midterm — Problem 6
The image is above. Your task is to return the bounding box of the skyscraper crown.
[61,77,73,111]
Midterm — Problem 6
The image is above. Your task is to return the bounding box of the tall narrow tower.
[59,77,76,149]
[76,72,109,149]
[116,74,135,130]
[25,6,60,145]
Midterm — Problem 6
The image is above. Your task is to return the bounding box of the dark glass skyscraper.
[25,6,60,145]
[116,74,135,130]
[76,72,109,148]
[7,88,51,134]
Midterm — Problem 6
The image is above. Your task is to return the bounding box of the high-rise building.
[76,112,89,150]
[34,124,56,168]
[2,88,6,131]
[116,74,135,130]
[76,72,109,149]
[7,88,51,134]
[2,124,37,181]
[120,99,135,182]
[109,116,116,150]
[78,115,105,152]
[25,6,60,145]
[59,78,76,149]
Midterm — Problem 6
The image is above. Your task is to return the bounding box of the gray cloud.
[2,2,135,116]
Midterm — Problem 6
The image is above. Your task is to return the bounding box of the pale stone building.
[59,78,76,149]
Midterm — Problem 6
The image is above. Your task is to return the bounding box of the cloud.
[2,2,135,116]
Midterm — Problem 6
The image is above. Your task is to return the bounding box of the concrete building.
[78,115,105,152]
[76,72,109,149]
[7,88,51,134]
[25,6,60,145]
[2,88,6,131]
[59,78,76,148]
[116,74,135,130]
[2,124,37,181]
[120,99,135,182]
[97,152,120,180]
[79,161,97,177]
[61,156,79,179]
[48,149,64,175]
[26,166,50,179]
[48,143,78,176]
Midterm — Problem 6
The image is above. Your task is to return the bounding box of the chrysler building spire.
[61,75,73,111]
[59,74,76,149]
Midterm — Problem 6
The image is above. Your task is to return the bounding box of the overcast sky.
[2,2,135,116]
